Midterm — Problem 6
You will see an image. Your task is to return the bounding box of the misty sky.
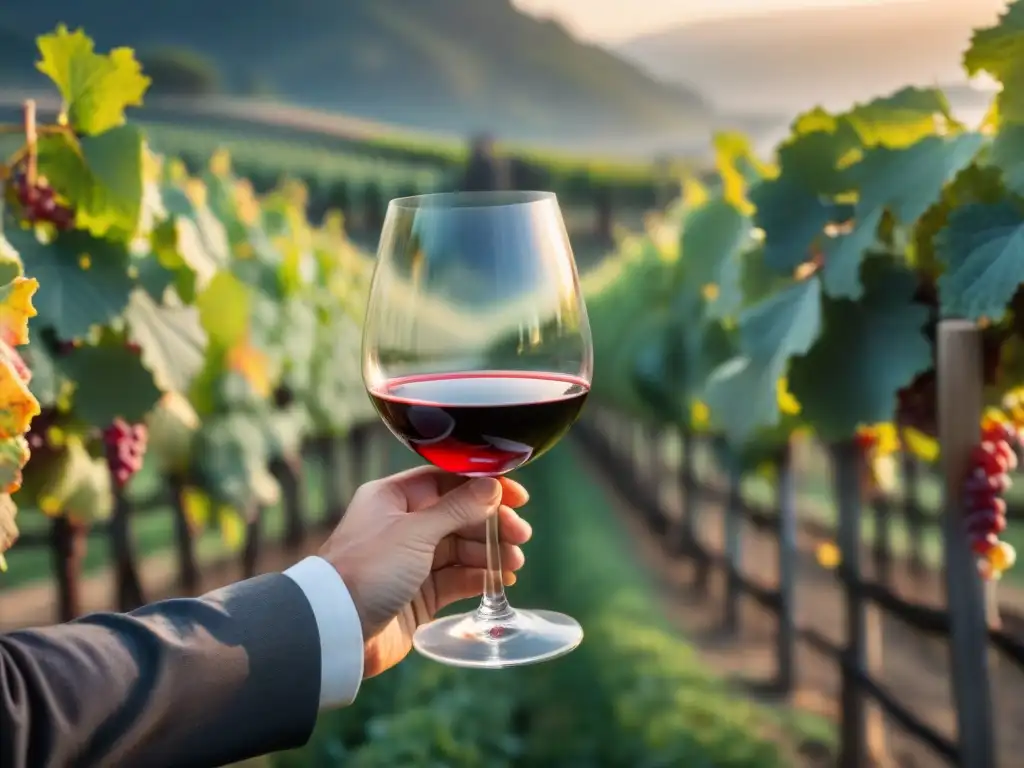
[513,0,962,43]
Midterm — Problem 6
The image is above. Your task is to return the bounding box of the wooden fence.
[579,407,1024,768]
[0,425,386,626]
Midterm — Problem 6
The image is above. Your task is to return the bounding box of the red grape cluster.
[9,172,73,230]
[103,418,148,489]
[967,420,1019,579]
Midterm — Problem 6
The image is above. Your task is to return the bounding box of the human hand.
[318,466,532,679]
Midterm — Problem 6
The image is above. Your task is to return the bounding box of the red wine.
[370,371,589,476]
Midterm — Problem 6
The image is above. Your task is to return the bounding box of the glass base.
[412,608,583,668]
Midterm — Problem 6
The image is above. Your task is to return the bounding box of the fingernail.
[467,477,500,501]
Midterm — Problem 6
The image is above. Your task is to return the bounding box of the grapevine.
[580,2,1024,592]
[0,24,376,574]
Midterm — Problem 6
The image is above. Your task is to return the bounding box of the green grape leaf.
[24,329,60,406]
[57,342,162,424]
[848,133,985,224]
[161,186,231,276]
[703,277,823,443]
[305,312,366,434]
[38,125,144,239]
[788,261,930,440]
[194,412,276,509]
[820,207,884,299]
[262,404,311,459]
[133,251,178,302]
[35,26,150,136]
[41,437,113,523]
[631,314,681,420]
[963,2,1024,84]
[737,277,822,360]
[776,119,862,194]
[844,86,960,148]
[711,131,774,210]
[991,125,1024,196]
[740,245,792,307]
[677,314,739,402]
[935,201,1024,321]
[124,288,207,393]
[680,197,751,317]
[749,176,835,273]
[704,356,788,445]
[9,228,133,339]
[196,270,250,350]
[0,227,24,285]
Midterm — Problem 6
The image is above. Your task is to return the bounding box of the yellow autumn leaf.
[866,423,900,457]
[39,495,61,516]
[691,400,711,429]
[0,277,39,347]
[218,506,246,551]
[185,178,208,209]
[816,541,841,570]
[777,377,801,416]
[0,436,30,494]
[209,148,232,177]
[902,427,939,463]
[682,175,709,208]
[182,486,211,530]
[226,341,272,399]
[0,354,40,440]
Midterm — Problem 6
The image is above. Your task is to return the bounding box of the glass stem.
[476,511,513,622]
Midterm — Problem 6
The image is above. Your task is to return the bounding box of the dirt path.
[587,443,1024,768]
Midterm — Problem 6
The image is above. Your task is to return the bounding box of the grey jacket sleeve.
[0,572,322,768]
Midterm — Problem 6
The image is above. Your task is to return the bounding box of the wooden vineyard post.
[901,450,926,578]
[242,503,263,579]
[832,440,888,768]
[349,427,369,497]
[51,516,87,622]
[321,436,347,525]
[722,443,744,634]
[109,490,145,611]
[169,475,200,594]
[776,441,797,694]
[937,320,995,768]
[271,454,305,549]
[872,496,893,586]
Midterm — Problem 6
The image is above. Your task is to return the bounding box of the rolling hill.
[0,0,711,147]
[616,0,1006,116]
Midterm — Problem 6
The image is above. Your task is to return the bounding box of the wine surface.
[370,371,589,475]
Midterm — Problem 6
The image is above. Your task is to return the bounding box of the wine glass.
[362,190,593,668]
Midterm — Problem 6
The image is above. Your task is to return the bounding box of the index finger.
[374,465,529,511]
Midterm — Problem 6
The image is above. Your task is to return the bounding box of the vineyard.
[5,6,1024,768]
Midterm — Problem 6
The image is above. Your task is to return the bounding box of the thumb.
[412,477,502,542]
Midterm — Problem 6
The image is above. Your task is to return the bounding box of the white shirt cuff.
[283,555,364,710]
